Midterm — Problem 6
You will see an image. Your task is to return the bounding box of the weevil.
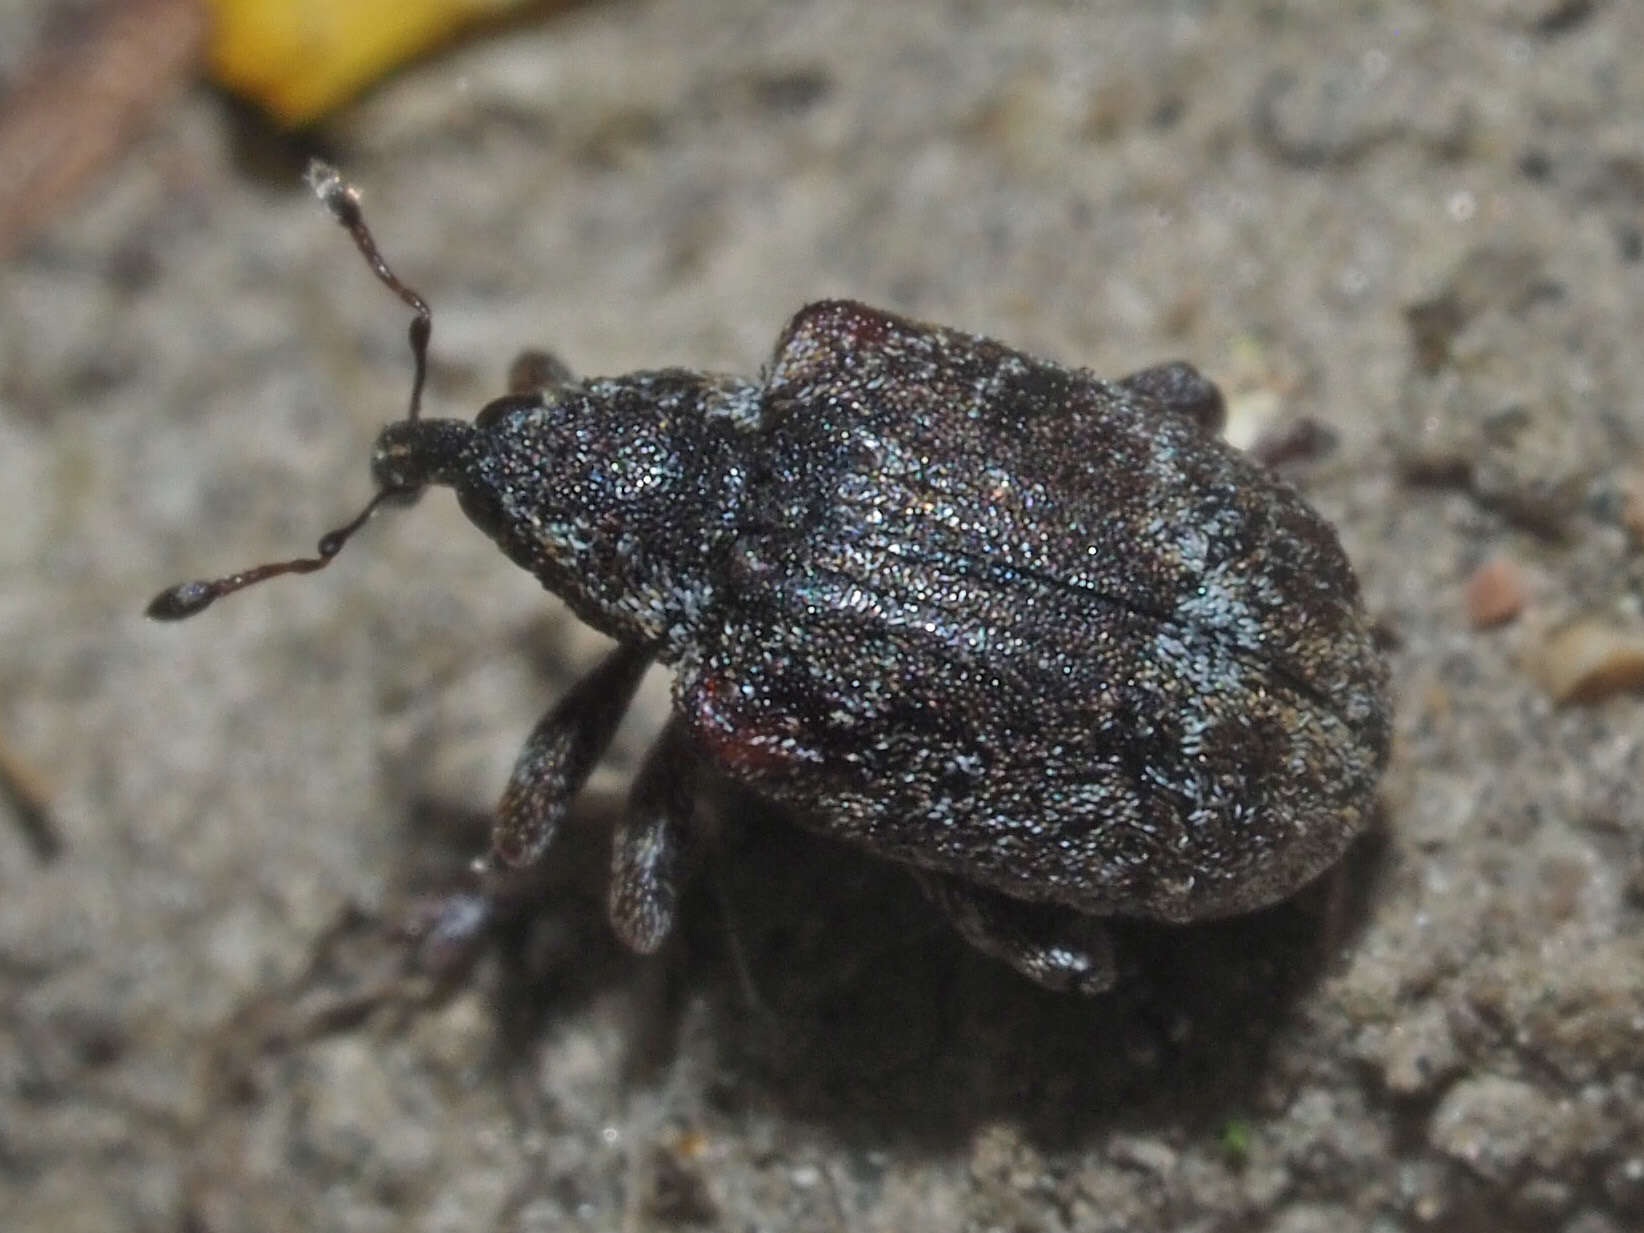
[149,162,1390,993]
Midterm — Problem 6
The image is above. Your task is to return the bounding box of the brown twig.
[0,734,62,861]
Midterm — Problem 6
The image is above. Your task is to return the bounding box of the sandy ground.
[3,1,1643,1230]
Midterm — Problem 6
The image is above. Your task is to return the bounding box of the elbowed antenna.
[304,160,432,422]
[146,162,436,622]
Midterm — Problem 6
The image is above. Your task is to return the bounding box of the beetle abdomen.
[678,302,1387,921]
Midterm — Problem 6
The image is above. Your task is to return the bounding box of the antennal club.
[146,162,436,622]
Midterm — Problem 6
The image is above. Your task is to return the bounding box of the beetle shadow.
[388,792,652,1055]
[669,787,1391,1152]
[371,782,1389,1154]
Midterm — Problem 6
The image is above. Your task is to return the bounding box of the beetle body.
[152,164,1387,993]
[370,300,1388,989]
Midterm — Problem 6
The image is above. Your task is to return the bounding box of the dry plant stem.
[0,734,61,861]
[0,0,209,259]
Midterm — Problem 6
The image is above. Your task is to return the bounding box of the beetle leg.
[1118,361,1226,437]
[505,348,577,396]
[915,871,1116,994]
[608,717,698,954]
[489,642,653,868]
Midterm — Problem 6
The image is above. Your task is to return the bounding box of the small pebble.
[1378,1004,1461,1097]
[1464,555,1527,628]
[1429,1075,1550,1183]
[1527,618,1644,704]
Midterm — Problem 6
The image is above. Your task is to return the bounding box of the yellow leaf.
[203,0,528,125]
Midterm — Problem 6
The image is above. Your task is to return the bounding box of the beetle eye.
[475,393,543,430]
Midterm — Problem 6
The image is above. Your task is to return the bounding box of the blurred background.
[2,2,1643,1230]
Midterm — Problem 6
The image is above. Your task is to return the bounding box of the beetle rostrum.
[149,161,1390,993]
